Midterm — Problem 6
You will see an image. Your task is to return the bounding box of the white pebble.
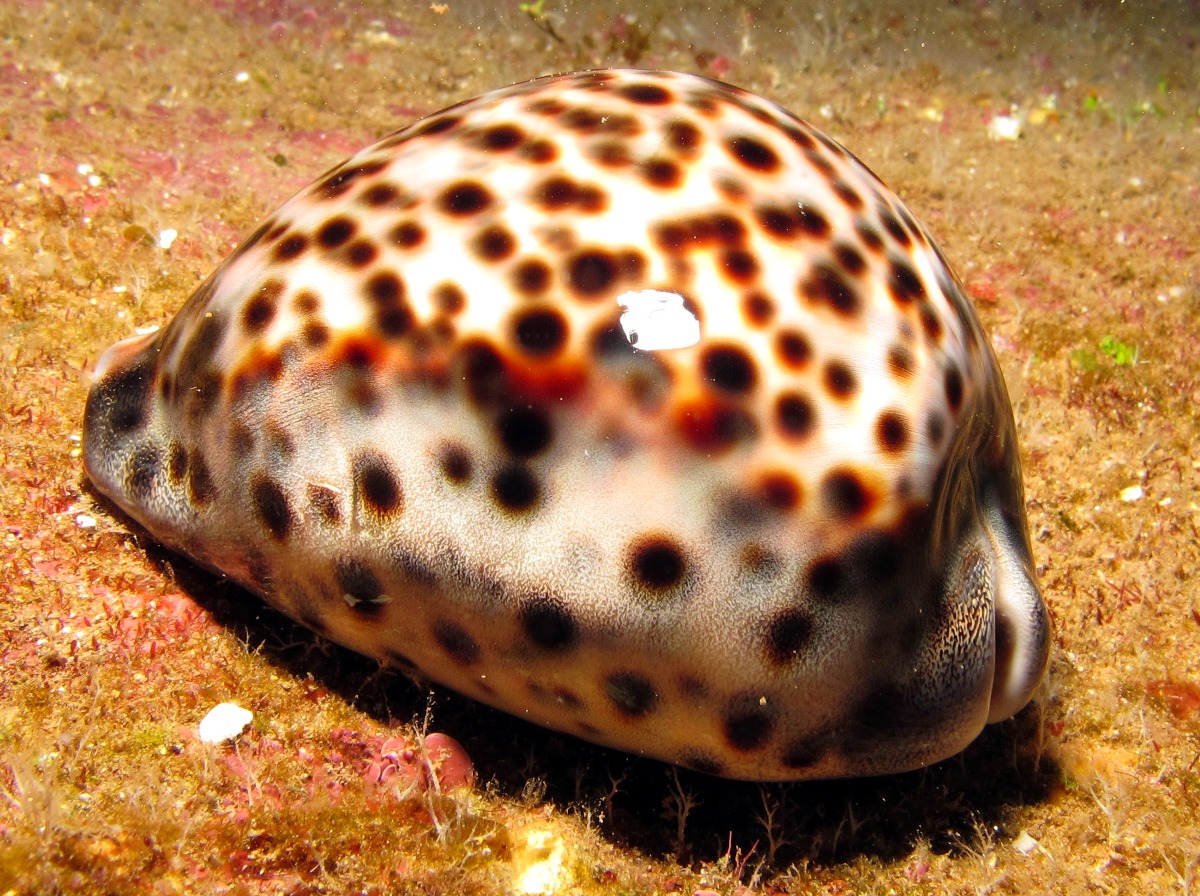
[1013,830,1038,855]
[987,113,1023,141]
[1119,485,1144,503]
[198,702,253,743]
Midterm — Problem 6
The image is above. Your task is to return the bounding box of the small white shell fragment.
[1012,830,1038,855]
[1119,485,1144,503]
[198,702,253,743]
[617,289,700,350]
[158,228,178,250]
[75,513,96,529]
[987,113,1023,141]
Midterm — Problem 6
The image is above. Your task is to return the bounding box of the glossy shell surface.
[83,70,1049,780]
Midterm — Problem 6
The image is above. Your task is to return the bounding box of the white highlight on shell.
[616,289,700,350]
[198,702,253,743]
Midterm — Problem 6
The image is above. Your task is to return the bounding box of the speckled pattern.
[82,69,1049,781]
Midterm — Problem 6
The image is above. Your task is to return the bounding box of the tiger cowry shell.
[83,70,1049,781]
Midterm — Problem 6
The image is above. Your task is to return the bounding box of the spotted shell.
[83,69,1049,781]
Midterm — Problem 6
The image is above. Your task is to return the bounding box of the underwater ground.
[1,1,1198,893]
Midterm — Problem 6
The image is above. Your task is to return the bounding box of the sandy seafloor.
[1,1,1199,893]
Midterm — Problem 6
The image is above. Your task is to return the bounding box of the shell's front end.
[82,69,1048,780]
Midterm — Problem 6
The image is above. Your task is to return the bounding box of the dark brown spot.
[782,124,816,152]
[344,239,378,268]
[251,475,292,540]
[433,282,466,314]
[722,695,776,751]
[511,258,551,295]
[832,179,864,209]
[303,321,330,349]
[919,302,944,341]
[317,217,356,249]
[834,242,866,275]
[307,483,342,525]
[376,304,412,339]
[241,281,281,334]
[945,364,964,412]
[775,329,812,370]
[700,344,757,394]
[360,183,401,207]
[823,360,857,398]
[755,203,831,240]
[389,220,425,249]
[293,289,319,315]
[754,471,802,512]
[187,451,215,505]
[560,106,602,132]
[590,140,633,168]
[617,83,672,105]
[527,97,567,116]
[166,441,187,482]
[808,555,843,596]
[567,250,617,299]
[472,225,516,262]
[628,534,687,592]
[533,175,577,211]
[274,233,308,261]
[605,672,658,718]
[651,220,690,253]
[726,135,780,172]
[438,444,472,483]
[519,596,578,651]
[763,607,813,666]
[513,307,568,358]
[638,157,682,189]
[821,468,876,520]
[481,123,524,150]
[432,619,480,665]
[315,160,387,199]
[458,339,505,407]
[741,291,775,326]
[880,208,912,246]
[856,219,885,252]
[781,737,831,770]
[87,349,156,443]
[519,138,558,164]
[354,452,402,518]
[365,271,404,305]
[124,444,161,504]
[664,118,702,155]
[675,400,757,452]
[438,181,493,216]
[719,249,759,285]
[876,410,910,453]
[775,392,815,439]
[928,412,946,445]
[490,465,540,513]
[887,343,915,378]
[497,405,552,457]
[801,264,860,317]
[888,258,926,304]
